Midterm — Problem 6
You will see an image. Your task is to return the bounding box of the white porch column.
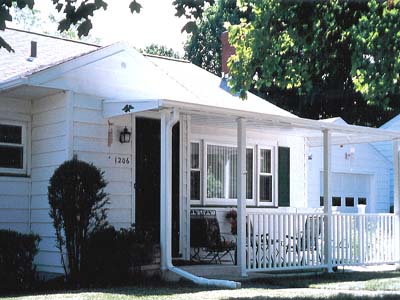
[322,129,333,272]
[393,139,400,266]
[237,118,247,277]
[160,111,168,271]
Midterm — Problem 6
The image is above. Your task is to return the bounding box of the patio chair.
[286,215,323,265]
[204,217,236,264]
[190,209,236,264]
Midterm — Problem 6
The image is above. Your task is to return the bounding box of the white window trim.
[190,140,202,205]
[257,145,277,207]
[201,141,256,206]
[0,121,27,175]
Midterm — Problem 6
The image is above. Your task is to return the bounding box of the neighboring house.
[308,117,392,213]
[0,29,399,280]
[373,114,400,212]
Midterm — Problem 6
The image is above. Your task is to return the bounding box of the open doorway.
[135,117,180,256]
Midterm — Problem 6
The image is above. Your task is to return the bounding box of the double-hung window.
[259,147,273,204]
[206,144,253,202]
[190,142,201,202]
[0,123,26,174]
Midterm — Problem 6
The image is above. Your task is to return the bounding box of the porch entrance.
[135,117,180,256]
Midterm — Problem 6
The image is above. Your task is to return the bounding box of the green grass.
[2,271,400,300]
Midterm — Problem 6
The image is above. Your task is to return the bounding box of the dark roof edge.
[4,27,102,48]
[143,53,189,63]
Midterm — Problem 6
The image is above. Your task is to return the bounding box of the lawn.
[2,271,400,300]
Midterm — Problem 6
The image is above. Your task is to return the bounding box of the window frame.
[257,145,277,207]
[0,121,27,175]
[202,141,256,206]
[190,141,202,204]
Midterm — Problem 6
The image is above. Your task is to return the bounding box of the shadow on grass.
[244,271,400,289]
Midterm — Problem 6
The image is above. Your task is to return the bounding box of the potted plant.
[225,209,237,235]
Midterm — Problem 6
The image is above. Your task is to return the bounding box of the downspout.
[161,109,240,289]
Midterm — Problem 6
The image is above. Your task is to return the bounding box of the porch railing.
[246,212,398,272]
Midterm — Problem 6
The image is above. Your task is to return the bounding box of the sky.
[11,1,189,55]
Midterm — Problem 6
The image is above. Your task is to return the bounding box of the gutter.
[162,108,241,289]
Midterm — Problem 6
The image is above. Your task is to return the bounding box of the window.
[259,148,273,203]
[345,197,354,207]
[0,123,25,174]
[358,197,367,205]
[206,144,253,200]
[332,196,341,206]
[190,142,201,201]
[320,196,324,206]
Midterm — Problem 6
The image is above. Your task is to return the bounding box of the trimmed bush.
[48,157,109,286]
[0,230,40,292]
[82,226,155,286]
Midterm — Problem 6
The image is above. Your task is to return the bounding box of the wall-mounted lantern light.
[119,126,131,143]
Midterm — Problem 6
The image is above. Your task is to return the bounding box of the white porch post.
[323,129,333,272]
[160,111,168,271]
[237,118,247,277]
[393,140,400,266]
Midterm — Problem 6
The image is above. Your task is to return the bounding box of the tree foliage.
[0,0,140,51]
[140,43,182,59]
[48,157,109,286]
[184,0,246,76]
[227,0,400,125]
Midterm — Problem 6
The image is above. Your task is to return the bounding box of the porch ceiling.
[180,107,400,146]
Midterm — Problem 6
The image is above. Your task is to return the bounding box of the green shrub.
[0,230,40,292]
[82,226,155,286]
[48,157,109,286]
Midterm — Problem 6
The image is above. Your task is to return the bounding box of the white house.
[308,117,392,213]
[1,29,399,284]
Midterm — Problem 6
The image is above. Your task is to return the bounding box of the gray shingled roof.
[0,28,99,82]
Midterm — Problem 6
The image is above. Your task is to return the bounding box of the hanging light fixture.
[119,126,131,143]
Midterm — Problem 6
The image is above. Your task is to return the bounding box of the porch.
[154,107,400,278]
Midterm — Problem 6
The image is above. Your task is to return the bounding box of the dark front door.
[135,117,180,255]
[135,117,161,241]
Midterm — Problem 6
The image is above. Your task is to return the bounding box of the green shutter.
[278,147,290,207]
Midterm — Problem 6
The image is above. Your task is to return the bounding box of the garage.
[320,172,371,212]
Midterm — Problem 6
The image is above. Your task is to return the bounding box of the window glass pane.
[260,175,272,202]
[260,149,271,173]
[345,197,354,207]
[228,149,237,198]
[207,145,237,199]
[320,196,324,206]
[190,170,200,200]
[246,149,253,199]
[358,197,367,205]
[332,196,341,206]
[0,125,22,144]
[190,143,199,169]
[0,146,23,169]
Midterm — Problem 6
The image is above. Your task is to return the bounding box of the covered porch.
[152,104,400,278]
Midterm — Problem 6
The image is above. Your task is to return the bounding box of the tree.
[226,0,400,126]
[184,0,246,76]
[140,44,182,59]
[0,0,141,51]
[48,157,109,286]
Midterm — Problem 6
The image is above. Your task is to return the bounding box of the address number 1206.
[114,156,130,165]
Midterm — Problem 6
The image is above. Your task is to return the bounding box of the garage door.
[320,172,371,212]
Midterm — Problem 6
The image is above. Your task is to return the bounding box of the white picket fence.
[246,212,398,272]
